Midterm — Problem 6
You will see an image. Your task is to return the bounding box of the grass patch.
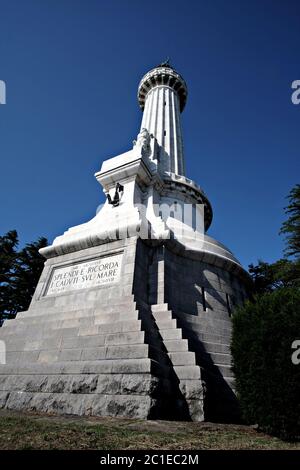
[0,410,299,450]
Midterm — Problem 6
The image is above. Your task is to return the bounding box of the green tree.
[0,230,18,323]
[12,237,48,314]
[249,258,300,294]
[280,184,300,259]
[249,184,300,294]
[0,231,47,325]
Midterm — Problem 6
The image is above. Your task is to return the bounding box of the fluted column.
[140,86,185,176]
[138,65,187,177]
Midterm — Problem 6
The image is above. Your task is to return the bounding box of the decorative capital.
[138,64,188,112]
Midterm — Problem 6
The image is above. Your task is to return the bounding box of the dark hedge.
[231,288,300,440]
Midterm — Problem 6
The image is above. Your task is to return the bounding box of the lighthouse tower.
[0,62,249,422]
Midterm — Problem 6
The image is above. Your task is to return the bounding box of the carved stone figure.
[133,127,151,156]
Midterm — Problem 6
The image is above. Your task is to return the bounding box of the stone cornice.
[95,153,152,191]
[161,174,213,231]
[146,237,251,285]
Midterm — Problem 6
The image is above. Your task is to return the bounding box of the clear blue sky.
[0,0,299,269]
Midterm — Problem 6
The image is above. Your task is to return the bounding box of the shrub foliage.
[231,288,300,440]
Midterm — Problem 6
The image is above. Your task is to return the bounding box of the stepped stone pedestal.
[0,62,249,421]
[0,237,205,420]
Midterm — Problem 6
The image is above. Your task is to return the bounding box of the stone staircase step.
[6,351,37,364]
[179,312,232,331]
[25,337,61,351]
[23,296,136,317]
[207,352,231,366]
[200,341,230,354]
[0,373,162,397]
[0,319,143,340]
[105,331,145,346]
[0,358,164,376]
[151,304,169,312]
[3,310,139,329]
[2,391,154,418]
[173,365,201,380]
[182,327,231,344]
[158,328,183,340]
[79,320,142,336]
[58,344,150,362]
[163,339,188,352]
[94,311,138,325]
[154,319,177,329]
[151,310,172,321]
[213,363,234,377]
[60,331,145,351]
[179,321,231,337]
[24,305,137,322]
[179,310,232,326]
[3,338,26,352]
[168,351,196,366]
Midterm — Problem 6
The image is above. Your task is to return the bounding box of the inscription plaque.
[45,253,123,296]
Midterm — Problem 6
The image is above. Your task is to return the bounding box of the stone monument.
[0,63,249,422]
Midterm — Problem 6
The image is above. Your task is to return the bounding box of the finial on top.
[158,57,171,68]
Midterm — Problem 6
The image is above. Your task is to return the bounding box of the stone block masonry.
[0,238,205,420]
